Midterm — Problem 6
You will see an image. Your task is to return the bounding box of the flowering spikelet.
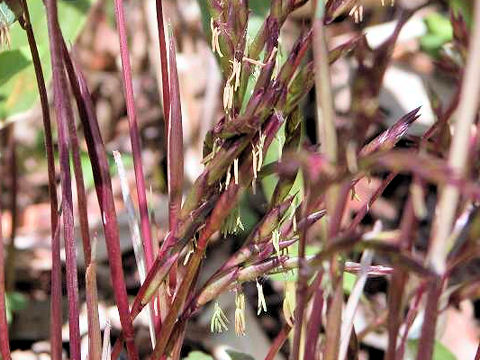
[223,58,241,112]
[210,302,229,333]
[234,291,246,336]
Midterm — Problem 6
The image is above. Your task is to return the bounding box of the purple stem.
[18,6,62,357]
[113,0,155,270]
[44,1,81,358]
[304,273,325,360]
[61,46,139,360]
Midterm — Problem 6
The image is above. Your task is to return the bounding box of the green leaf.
[70,151,133,190]
[420,13,453,57]
[183,351,214,360]
[343,272,357,294]
[5,291,28,323]
[408,340,457,360]
[0,0,93,122]
[225,350,255,360]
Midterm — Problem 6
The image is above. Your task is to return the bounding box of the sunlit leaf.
[0,0,93,121]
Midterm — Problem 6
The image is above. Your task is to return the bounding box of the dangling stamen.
[256,132,266,172]
[230,58,242,91]
[210,302,229,333]
[234,158,239,185]
[243,56,266,67]
[256,279,267,315]
[252,147,258,180]
[210,18,224,58]
[235,291,246,336]
[223,82,234,112]
[272,228,281,257]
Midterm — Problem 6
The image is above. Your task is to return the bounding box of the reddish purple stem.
[113,0,155,270]
[61,46,139,360]
[44,1,82,358]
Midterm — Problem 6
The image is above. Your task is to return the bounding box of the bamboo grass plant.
[1,0,480,359]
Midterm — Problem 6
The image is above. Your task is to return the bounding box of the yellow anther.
[256,280,267,315]
[235,292,246,336]
[234,158,239,185]
[210,18,224,58]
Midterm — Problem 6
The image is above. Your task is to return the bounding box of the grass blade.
[155,0,170,128]
[167,28,184,231]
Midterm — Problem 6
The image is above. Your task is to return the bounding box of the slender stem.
[19,3,62,358]
[65,72,100,357]
[290,191,310,360]
[67,100,92,265]
[419,1,480,358]
[85,239,102,360]
[312,2,337,166]
[113,0,155,270]
[0,177,11,360]
[385,198,416,360]
[304,273,324,360]
[415,277,443,360]
[265,324,291,360]
[61,44,139,360]
[427,0,480,274]
[44,0,82,356]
